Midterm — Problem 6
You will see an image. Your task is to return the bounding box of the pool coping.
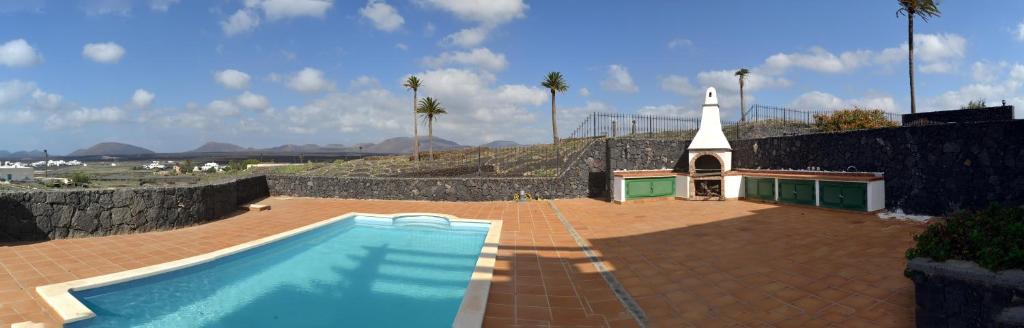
[34,212,502,328]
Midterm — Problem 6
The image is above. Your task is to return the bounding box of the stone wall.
[0,175,268,241]
[731,120,1024,215]
[902,106,1014,125]
[906,258,1024,328]
[267,140,608,201]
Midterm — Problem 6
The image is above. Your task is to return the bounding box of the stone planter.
[906,258,1024,327]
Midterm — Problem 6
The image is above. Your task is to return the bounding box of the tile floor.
[0,197,925,327]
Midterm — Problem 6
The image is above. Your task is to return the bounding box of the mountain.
[363,136,464,154]
[0,150,48,159]
[190,142,247,153]
[260,144,331,153]
[480,140,520,148]
[68,142,155,157]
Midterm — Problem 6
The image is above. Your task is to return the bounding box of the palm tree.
[734,68,750,122]
[541,72,569,145]
[416,97,447,159]
[897,0,941,114]
[403,76,422,160]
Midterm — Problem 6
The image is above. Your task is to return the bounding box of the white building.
[0,167,33,182]
[143,161,167,170]
[195,162,222,172]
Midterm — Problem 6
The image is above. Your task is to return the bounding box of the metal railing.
[564,112,700,140]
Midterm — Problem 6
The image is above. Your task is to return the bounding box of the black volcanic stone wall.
[267,140,609,200]
[0,175,268,241]
[906,258,1024,328]
[731,120,1024,215]
[902,106,1014,125]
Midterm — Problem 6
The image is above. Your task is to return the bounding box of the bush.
[906,205,1024,271]
[813,108,898,132]
[960,99,986,110]
[66,171,92,186]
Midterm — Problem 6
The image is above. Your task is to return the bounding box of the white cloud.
[928,64,1024,112]
[150,0,179,12]
[287,67,335,93]
[970,61,1008,82]
[579,88,590,97]
[601,65,638,93]
[418,0,527,25]
[1017,21,1024,41]
[696,70,791,92]
[422,48,507,71]
[660,75,698,96]
[222,9,261,36]
[667,38,693,49]
[131,89,155,108]
[0,39,43,67]
[282,88,405,134]
[47,106,127,129]
[214,69,252,89]
[638,104,700,118]
[876,33,967,73]
[764,47,873,74]
[350,76,380,88]
[80,0,132,15]
[395,43,409,51]
[207,100,240,116]
[360,0,404,32]
[0,80,37,107]
[442,26,490,48]
[31,89,62,110]
[248,0,333,20]
[237,91,270,110]
[82,42,126,63]
[790,91,899,112]
[422,0,527,47]
[6,110,35,124]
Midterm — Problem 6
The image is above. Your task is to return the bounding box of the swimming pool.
[37,213,500,328]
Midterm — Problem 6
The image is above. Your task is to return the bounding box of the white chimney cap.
[704,87,719,106]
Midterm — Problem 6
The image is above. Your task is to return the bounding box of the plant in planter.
[906,205,1024,271]
[905,205,1024,327]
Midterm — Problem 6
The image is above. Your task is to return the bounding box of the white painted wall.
[612,176,626,203]
[867,180,886,212]
[675,175,690,199]
[0,167,33,182]
[723,175,742,199]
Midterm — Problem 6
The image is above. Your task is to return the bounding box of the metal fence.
[565,112,701,139]
[745,104,902,125]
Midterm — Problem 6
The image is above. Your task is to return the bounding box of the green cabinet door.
[744,177,776,201]
[819,181,867,211]
[778,179,816,205]
[626,177,675,200]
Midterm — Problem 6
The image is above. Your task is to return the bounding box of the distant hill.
[363,136,464,154]
[69,142,155,157]
[480,140,520,148]
[0,149,47,159]
[190,142,247,153]
[260,144,331,153]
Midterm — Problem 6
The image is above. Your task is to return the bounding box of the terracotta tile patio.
[0,197,924,327]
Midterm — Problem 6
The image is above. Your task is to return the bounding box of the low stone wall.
[0,175,269,241]
[906,258,1024,327]
[902,106,1014,125]
[731,120,1024,215]
[267,140,607,201]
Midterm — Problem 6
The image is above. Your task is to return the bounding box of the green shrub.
[66,171,92,185]
[960,99,986,110]
[813,108,898,132]
[906,205,1024,271]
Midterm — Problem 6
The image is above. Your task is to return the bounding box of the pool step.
[242,204,272,212]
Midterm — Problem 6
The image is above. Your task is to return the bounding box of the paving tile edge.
[545,200,649,327]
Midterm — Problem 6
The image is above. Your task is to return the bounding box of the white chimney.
[687,87,732,151]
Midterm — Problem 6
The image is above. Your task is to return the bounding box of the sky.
[1,0,1023,154]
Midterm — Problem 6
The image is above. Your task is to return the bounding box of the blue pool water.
[68,215,489,328]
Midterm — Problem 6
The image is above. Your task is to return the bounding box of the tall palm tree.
[403,76,422,160]
[735,68,750,122]
[897,0,941,114]
[541,72,569,145]
[416,97,447,159]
